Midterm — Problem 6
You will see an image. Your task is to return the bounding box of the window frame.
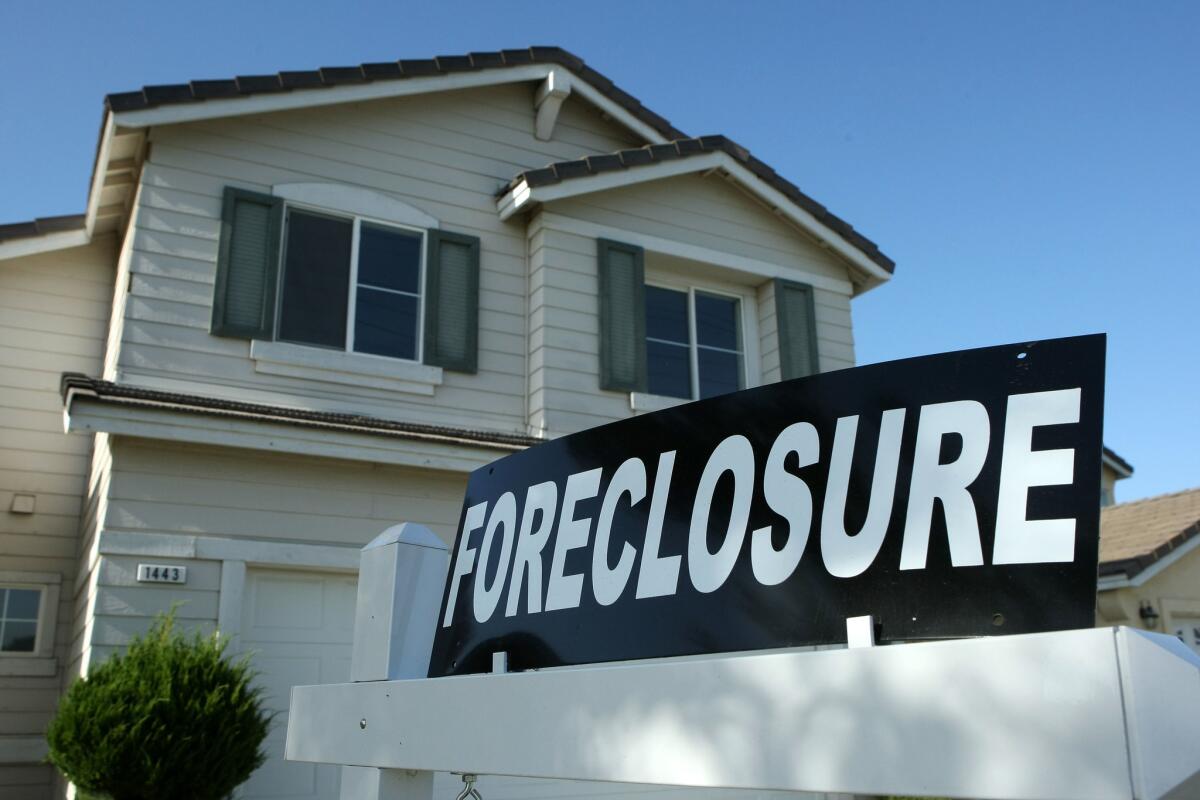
[276,201,429,366]
[0,571,60,675]
[643,279,752,402]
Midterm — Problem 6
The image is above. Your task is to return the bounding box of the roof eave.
[499,151,893,293]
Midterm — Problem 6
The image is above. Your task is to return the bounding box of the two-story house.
[0,48,895,800]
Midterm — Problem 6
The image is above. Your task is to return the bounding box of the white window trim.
[249,339,443,396]
[632,277,761,411]
[0,570,61,676]
[268,183,438,373]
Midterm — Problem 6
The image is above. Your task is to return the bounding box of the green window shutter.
[424,230,480,373]
[774,278,820,380]
[211,187,283,339]
[597,239,646,392]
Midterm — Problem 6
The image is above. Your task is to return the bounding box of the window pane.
[355,289,419,360]
[5,589,39,620]
[647,340,691,399]
[278,211,352,348]
[698,348,742,399]
[695,292,741,351]
[645,286,689,344]
[358,224,421,294]
[1,621,36,652]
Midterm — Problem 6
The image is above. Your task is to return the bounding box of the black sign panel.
[430,335,1105,676]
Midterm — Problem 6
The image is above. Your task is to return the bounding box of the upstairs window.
[278,210,424,361]
[211,186,480,374]
[0,586,41,653]
[599,238,805,402]
[645,285,744,400]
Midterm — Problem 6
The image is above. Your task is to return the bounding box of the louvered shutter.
[210,187,283,339]
[774,278,820,380]
[598,239,646,392]
[423,230,480,373]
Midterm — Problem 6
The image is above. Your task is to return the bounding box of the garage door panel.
[239,568,357,800]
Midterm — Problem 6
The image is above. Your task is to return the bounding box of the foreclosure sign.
[429,335,1105,676]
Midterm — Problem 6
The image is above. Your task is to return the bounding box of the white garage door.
[238,568,358,800]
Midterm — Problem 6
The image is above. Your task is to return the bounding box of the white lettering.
[751,422,819,586]
[636,451,681,599]
[821,409,906,578]
[544,468,603,611]
[473,492,517,623]
[504,481,558,617]
[900,401,989,570]
[442,501,488,627]
[993,388,1081,564]
[689,435,755,594]
[592,458,645,606]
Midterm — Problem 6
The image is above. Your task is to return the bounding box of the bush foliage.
[47,612,270,800]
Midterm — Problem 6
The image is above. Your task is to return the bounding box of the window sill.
[630,392,693,414]
[250,340,443,396]
[0,656,57,677]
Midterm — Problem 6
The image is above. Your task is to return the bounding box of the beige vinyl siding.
[0,237,115,789]
[102,438,468,548]
[77,436,468,659]
[547,173,852,284]
[114,84,639,437]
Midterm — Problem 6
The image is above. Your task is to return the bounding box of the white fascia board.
[84,112,117,238]
[110,65,555,128]
[1104,451,1134,478]
[0,228,91,262]
[63,392,518,473]
[498,151,727,221]
[532,211,855,296]
[720,158,892,289]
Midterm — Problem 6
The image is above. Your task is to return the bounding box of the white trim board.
[98,530,362,570]
[530,211,856,296]
[0,228,91,262]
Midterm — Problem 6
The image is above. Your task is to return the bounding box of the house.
[0,47,892,800]
[1101,446,1134,506]
[1097,486,1200,655]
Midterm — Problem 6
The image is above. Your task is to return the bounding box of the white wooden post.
[329,523,449,800]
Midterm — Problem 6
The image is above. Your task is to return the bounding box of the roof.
[503,135,894,274]
[0,214,85,244]
[1102,446,1134,477]
[1098,487,1200,578]
[2,46,894,281]
[104,47,685,141]
[60,373,540,452]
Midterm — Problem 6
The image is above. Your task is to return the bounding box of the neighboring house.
[1101,446,1134,507]
[1097,487,1200,656]
[0,47,891,800]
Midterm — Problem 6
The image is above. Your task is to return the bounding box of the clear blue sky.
[2,1,1196,501]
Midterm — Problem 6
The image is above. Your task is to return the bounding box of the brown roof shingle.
[1099,487,1200,578]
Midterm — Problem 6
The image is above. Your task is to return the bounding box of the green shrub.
[47,611,270,800]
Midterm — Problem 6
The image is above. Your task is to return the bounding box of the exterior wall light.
[1139,600,1160,628]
